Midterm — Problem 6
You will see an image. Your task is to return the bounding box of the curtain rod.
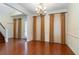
[33,12,68,16]
[49,12,67,15]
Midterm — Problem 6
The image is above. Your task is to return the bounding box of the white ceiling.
[0,3,69,16]
[19,3,69,14]
[0,3,21,15]
[0,4,14,15]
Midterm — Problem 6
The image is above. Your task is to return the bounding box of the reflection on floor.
[0,39,74,55]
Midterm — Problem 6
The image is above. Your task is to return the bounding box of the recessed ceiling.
[19,3,69,14]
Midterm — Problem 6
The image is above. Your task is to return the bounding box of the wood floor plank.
[0,39,74,55]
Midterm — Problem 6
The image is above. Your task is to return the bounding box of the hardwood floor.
[0,39,74,55]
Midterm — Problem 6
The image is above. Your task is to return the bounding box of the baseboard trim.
[66,44,75,55]
[29,40,67,45]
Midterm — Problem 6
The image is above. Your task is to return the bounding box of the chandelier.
[35,3,46,15]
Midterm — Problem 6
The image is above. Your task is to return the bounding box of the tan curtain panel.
[49,14,54,43]
[40,15,45,42]
[18,18,22,39]
[33,16,37,41]
[60,13,65,44]
[13,18,17,39]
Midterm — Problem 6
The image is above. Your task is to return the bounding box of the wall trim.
[66,43,75,55]
[66,33,79,55]
[67,33,79,39]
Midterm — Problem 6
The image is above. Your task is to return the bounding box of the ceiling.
[0,4,14,15]
[0,3,21,16]
[19,3,69,14]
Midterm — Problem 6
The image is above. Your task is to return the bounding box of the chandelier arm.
[35,3,47,15]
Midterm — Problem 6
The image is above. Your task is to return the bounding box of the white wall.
[66,3,79,54]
